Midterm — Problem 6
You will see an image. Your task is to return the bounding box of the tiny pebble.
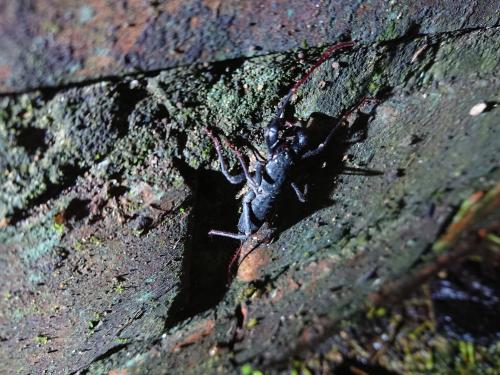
[209,345,218,356]
[372,341,383,350]
[129,79,140,89]
[469,102,487,116]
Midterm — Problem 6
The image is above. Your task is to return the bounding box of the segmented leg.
[208,230,247,241]
[204,127,245,184]
[222,138,260,193]
[240,191,256,236]
[301,97,379,160]
[247,144,267,163]
[254,161,263,185]
[291,182,308,202]
[208,191,256,241]
[300,125,341,159]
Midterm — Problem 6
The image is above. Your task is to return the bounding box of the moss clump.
[34,335,49,345]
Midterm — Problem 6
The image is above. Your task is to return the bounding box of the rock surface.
[0,0,498,92]
[0,3,499,374]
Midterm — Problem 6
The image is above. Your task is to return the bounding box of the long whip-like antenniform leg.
[266,41,356,153]
[280,41,358,118]
[291,42,356,95]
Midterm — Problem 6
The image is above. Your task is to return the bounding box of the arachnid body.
[206,41,370,241]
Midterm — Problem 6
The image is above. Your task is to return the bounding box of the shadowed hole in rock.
[164,158,242,329]
[63,198,91,224]
[207,56,246,80]
[108,184,128,197]
[114,83,149,136]
[16,126,48,154]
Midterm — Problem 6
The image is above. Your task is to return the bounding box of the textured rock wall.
[0,2,499,374]
[0,0,498,92]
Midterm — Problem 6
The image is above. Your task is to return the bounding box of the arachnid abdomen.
[237,151,294,234]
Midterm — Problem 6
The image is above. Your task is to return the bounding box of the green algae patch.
[241,363,264,375]
[34,334,50,345]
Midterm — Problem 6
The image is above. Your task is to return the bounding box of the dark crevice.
[38,85,62,102]
[16,126,48,154]
[63,198,91,224]
[377,24,492,48]
[206,56,246,79]
[163,158,241,330]
[0,26,494,98]
[114,82,149,137]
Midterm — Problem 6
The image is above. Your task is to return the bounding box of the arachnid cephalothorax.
[206,41,374,241]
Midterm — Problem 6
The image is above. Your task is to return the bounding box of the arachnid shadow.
[272,108,383,237]
[207,102,383,245]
